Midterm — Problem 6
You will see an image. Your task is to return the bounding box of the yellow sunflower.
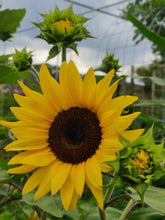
[0,60,143,211]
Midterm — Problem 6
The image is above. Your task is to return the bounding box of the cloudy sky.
[0,0,157,76]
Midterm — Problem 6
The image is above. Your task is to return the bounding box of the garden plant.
[0,3,165,220]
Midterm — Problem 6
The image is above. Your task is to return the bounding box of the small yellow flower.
[131,150,150,174]
[0,60,143,211]
[52,18,74,33]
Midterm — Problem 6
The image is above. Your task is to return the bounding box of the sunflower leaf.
[104,156,120,173]
[127,207,165,220]
[23,191,64,217]
[0,168,11,183]
[129,186,165,214]
[118,133,130,148]
[47,46,60,61]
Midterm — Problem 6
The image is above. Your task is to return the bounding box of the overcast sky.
[0,0,158,77]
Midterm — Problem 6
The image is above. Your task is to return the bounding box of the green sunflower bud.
[95,52,121,74]
[12,47,33,71]
[118,126,165,183]
[33,5,94,59]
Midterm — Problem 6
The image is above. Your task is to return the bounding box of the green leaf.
[47,46,60,61]
[67,43,78,55]
[0,9,26,41]
[104,156,120,173]
[133,76,165,86]
[118,133,130,148]
[0,65,30,84]
[23,191,64,218]
[0,185,7,196]
[126,13,165,50]
[0,211,15,220]
[17,70,30,79]
[132,182,148,201]
[137,114,165,130]
[134,100,165,107]
[149,76,165,87]
[106,207,122,220]
[130,186,165,214]
[0,168,11,183]
[0,65,18,84]
[127,207,165,220]
[0,54,12,65]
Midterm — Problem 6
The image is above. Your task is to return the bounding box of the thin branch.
[104,194,130,209]
[9,182,22,192]
[123,202,139,220]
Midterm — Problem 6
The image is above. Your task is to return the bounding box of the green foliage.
[0,9,26,41]
[12,48,33,71]
[0,55,12,65]
[95,52,121,74]
[130,186,165,215]
[33,5,93,60]
[126,13,165,51]
[124,0,165,58]
[127,207,165,220]
[0,65,30,84]
[23,191,64,218]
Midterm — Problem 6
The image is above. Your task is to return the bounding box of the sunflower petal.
[18,81,55,116]
[4,139,48,151]
[100,96,138,127]
[82,67,96,108]
[97,69,114,90]
[71,162,85,196]
[7,164,36,174]
[39,63,68,110]
[123,129,144,142]
[86,174,103,210]
[51,161,72,195]
[99,139,123,153]
[60,175,74,211]
[10,107,51,128]
[59,60,83,107]
[70,190,79,212]
[10,126,48,140]
[94,69,115,110]
[86,156,102,189]
[34,165,52,200]
[8,148,56,167]
[14,93,55,121]
[96,150,116,173]
[0,120,22,128]
[22,167,48,195]
[102,112,141,138]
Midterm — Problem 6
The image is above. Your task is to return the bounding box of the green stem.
[119,199,134,220]
[99,178,115,220]
[30,66,40,83]
[62,46,66,62]
[99,208,106,220]
[104,184,114,204]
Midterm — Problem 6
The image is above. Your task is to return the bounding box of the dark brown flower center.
[48,107,102,164]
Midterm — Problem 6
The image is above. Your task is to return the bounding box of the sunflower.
[33,5,93,59]
[0,60,143,211]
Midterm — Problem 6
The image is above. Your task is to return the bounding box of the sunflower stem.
[62,46,67,62]
[98,177,115,220]
[103,179,115,204]
[119,199,134,220]
[99,208,106,220]
[30,66,40,84]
